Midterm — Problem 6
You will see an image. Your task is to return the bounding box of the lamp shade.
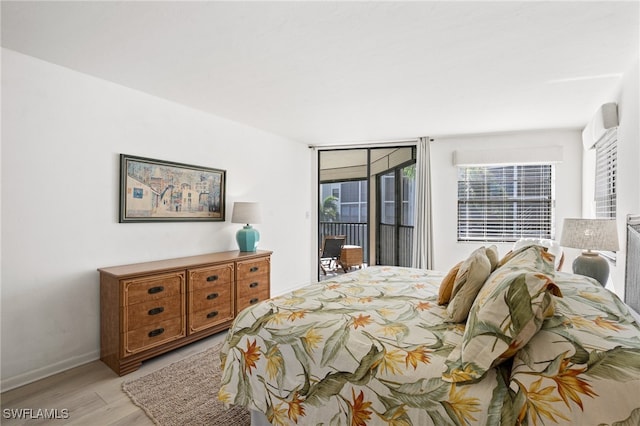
[231,202,262,225]
[560,218,619,251]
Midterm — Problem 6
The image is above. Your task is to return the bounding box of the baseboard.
[1,350,100,392]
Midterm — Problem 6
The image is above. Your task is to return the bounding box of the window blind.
[594,129,617,219]
[457,164,554,242]
[594,129,617,261]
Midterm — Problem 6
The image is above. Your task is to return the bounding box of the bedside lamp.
[560,218,619,286]
[231,202,262,252]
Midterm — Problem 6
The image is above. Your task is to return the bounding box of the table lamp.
[560,218,619,286]
[231,202,262,252]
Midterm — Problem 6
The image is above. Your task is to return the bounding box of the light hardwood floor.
[1,332,228,425]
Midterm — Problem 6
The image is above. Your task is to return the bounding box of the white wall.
[582,58,640,297]
[611,58,640,298]
[1,49,313,390]
[430,129,583,271]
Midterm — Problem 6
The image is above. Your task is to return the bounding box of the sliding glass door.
[318,146,415,276]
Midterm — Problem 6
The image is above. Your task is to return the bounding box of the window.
[319,180,367,223]
[339,181,367,223]
[401,164,415,226]
[378,166,416,226]
[594,129,617,219]
[380,173,395,224]
[594,129,617,261]
[457,164,554,242]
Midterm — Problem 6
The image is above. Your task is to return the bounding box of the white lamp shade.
[560,218,619,251]
[231,202,262,224]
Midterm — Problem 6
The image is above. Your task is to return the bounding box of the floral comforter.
[509,272,640,425]
[219,266,640,426]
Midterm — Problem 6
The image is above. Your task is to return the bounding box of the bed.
[219,244,640,425]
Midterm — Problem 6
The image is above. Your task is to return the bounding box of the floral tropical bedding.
[219,247,640,426]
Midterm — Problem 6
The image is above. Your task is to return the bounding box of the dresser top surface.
[98,250,272,278]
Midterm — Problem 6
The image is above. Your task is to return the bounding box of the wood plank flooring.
[1,332,227,425]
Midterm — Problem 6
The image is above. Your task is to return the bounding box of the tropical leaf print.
[219,266,640,425]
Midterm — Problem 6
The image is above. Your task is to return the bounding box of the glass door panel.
[318,149,369,277]
[376,159,415,267]
[377,171,396,265]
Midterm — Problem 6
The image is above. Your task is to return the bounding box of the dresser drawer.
[123,272,184,305]
[189,283,233,313]
[236,258,270,281]
[123,316,185,356]
[188,283,233,333]
[189,303,234,333]
[236,276,268,298]
[124,295,183,331]
[236,276,270,314]
[188,264,234,292]
[236,288,269,313]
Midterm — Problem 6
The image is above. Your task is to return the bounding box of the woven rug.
[122,343,250,426]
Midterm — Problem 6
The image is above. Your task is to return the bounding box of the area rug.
[122,343,250,426]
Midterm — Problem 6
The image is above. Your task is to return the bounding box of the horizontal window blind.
[457,164,554,242]
[594,129,617,219]
[594,129,617,261]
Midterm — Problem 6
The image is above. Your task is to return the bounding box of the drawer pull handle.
[250,298,259,305]
[250,266,259,272]
[206,275,219,282]
[207,311,219,318]
[148,286,164,294]
[148,328,164,337]
[148,307,164,316]
[207,293,219,300]
[249,282,259,288]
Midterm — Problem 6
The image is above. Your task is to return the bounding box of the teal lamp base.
[573,251,609,286]
[236,225,260,252]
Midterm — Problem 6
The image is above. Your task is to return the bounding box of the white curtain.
[411,137,433,269]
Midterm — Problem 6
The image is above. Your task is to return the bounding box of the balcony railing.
[319,222,368,264]
[319,222,415,267]
[378,224,414,267]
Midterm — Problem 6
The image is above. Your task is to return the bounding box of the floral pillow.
[485,244,499,271]
[445,247,492,322]
[438,245,496,306]
[497,244,555,275]
[443,269,562,383]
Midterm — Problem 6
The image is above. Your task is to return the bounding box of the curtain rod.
[309,137,432,150]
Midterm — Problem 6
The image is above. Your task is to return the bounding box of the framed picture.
[119,154,226,223]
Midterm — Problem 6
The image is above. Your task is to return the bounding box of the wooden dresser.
[98,250,272,375]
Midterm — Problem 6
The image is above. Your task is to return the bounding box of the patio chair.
[319,235,346,275]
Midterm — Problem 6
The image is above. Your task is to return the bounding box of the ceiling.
[2,1,638,145]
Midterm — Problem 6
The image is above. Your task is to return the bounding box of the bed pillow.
[496,244,555,275]
[445,248,492,322]
[485,245,499,271]
[512,238,564,270]
[443,270,562,383]
[437,261,462,305]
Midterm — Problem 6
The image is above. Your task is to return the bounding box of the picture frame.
[119,154,226,223]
